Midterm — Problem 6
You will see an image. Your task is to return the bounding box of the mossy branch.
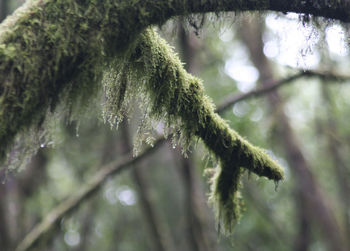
[0,0,348,244]
[16,69,288,250]
[0,0,283,236]
[0,0,285,234]
[0,0,184,166]
[109,28,283,232]
[1,0,350,169]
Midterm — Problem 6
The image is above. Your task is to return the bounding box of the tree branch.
[1,0,350,163]
[117,28,283,232]
[216,70,350,113]
[1,0,347,249]
[18,61,350,251]
[15,138,166,251]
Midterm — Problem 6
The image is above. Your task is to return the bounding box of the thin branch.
[216,70,350,113]
[15,138,165,251]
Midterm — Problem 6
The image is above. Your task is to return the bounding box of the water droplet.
[40,143,45,148]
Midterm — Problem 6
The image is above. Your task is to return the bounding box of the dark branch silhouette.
[216,70,350,113]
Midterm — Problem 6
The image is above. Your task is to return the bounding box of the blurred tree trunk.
[177,22,217,251]
[18,150,48,235]
[318,31,350,241]
[238,16,347,251]
[0,150,47,251]
[321,85,350,245]
[172,148,217,251]
[120,123,176,251]
[0,2,47,246]
[243,180,289,247]
[0,1,9,246]
[74,204,95,251]
[0,0,8,22]
[0,176,12,251]
[74,131,117,251]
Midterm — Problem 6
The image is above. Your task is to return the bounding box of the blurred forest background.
[1,0,350,251]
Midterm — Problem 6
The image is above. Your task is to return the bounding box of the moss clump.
[103,28,284,233]
[0,0,110,170]
[0,0,283,233]
[0,0,182,170]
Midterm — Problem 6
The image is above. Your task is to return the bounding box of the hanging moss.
[0,0,109,169]
[0,0,188,170]
[0,0,277,170]
[0,0,283,233]
[103,28,284,233]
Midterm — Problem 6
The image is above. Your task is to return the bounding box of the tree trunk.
[321,84,350,246]
[238,16,347,251]
[177,22,217,251]
[120,123,176,251]
[0,0,7,22]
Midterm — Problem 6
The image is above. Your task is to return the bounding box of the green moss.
[103,28,284,233]
[0,0,182,170]
[0,0,107,169]
[0,0,283,233]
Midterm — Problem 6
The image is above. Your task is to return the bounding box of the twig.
[216,70,350,113]
[15,138,166,251]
